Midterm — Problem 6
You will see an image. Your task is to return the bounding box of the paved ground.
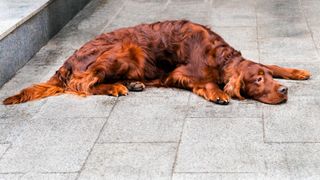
[0,0,320,179]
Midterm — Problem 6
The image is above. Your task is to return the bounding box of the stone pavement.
[0,0,320,179]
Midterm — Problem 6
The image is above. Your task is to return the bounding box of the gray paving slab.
[261,143,320,179]
[175,117,264,173]
[0,173,77,180]
[0,123,24,143]
[213,26,257,50]
[105,0,165,31]
[34,95,116,119]
[210,1,256,27]
[76,0,125,34]
[240,49,260,62]
[98,89,189,143]
[49,22,95,51]
[257,16,310,39]
[78,143,176,180]
[262,96,320,143]
[175,117,320,178]
[301,0,320,26]
[309,25,320,50]
[0,100,46,124]
[172,143,320,180]
[0,117,106,173]
[0,127,11,143]
[160,1,211,25]
[22,44,74,69]
[257,0,302,18]
[0,174,24,180]
[259,36,319,62]
[172,173,259,180]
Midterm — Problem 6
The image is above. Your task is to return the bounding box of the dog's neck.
[216,49,244,84]
[218,50,242,69]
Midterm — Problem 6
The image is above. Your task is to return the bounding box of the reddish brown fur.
[3,20,311,105]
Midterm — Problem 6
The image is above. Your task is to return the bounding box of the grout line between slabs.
[39,171,79,174]
[74,97,119,180]
[187,116,261,119]
[170,93,191,180]
[262,111,266,143]
[0,143,11,161]
[298,0,320,56]
[254,0,261,63]
[0,171,78,175]
[0,172,25,175]
[163,0,171,11]
[101,2,125,33]
[173,171,256,174]
[264,141,320,144]
[96,141,177,144]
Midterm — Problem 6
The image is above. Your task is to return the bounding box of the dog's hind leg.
[163,66,194,90]
[90,81,146,96]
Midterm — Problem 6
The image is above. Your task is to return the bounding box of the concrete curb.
[0,0,91,87]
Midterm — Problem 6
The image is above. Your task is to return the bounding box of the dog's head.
[224,61,288,104]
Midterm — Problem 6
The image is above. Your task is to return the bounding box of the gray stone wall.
[0,0,91,87]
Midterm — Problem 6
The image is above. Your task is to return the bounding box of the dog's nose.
[278,86,288,95]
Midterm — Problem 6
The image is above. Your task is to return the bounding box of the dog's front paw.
[291,69,311,80]
[194,87,230,105]
[208,91,230,105]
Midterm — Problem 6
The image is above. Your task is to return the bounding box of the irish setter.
[3,20,311,105]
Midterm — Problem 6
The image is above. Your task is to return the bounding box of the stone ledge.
[0,0,91,87]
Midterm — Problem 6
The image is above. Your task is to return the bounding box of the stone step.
[0,0,91,87]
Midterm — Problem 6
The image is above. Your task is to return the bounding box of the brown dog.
[3,20,311,105]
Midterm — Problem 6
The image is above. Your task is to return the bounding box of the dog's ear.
[224,72,245,100]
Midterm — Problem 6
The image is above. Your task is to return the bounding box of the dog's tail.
[3,64,72,105]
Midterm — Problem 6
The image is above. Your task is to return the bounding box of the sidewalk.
[0,0,320,179]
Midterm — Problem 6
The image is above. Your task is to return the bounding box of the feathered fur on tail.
[3,65,70,105]
[3,83,64,105]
